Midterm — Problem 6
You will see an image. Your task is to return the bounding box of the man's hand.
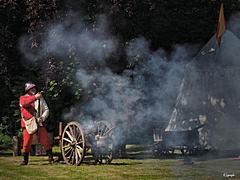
[37,117,43,123]
[35,93,42,100]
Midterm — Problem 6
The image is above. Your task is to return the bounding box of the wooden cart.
[152,125,204,157]
[56,120,114,165]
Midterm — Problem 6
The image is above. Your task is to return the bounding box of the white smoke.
[228,12,240,39]
[19,12,196,145]
[43,15,116,63]
[19,14,117,64]
[127,38,196,123]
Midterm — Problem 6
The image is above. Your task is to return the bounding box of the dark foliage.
[1,0,240,137]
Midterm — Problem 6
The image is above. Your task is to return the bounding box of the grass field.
[0,146,240,179]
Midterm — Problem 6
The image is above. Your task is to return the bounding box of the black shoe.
[20,160,28,165]
[20,152,29,165]
[46,149,54,164]
[48,157,54,164]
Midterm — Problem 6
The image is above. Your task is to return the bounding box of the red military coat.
[19,94,49,128]
[19,95,37,128]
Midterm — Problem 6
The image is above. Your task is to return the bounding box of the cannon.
[152,124,204,157]
[57,120,114,165]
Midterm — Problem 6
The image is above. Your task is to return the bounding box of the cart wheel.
[94,121,113,164]
[61,121,85,166]
[152,144,161,157]
[181,148,189,155]
[97,121,113,137]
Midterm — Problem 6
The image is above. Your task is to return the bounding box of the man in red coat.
[19,82,53,165]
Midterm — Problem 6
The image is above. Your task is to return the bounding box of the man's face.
[28,88,37,95]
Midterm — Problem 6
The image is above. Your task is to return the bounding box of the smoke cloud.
[19,12,196,145]
[20,14,117,65]
[228,12,240,39]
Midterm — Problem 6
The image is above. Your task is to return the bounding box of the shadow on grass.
[125,148,210,161]
[0,152,12,157]
[196,150,240,161]
[83,161,140,166]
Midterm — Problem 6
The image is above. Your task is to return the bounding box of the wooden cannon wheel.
[61,121,85,166]
[97,121,112,137]
[93,121,113,164]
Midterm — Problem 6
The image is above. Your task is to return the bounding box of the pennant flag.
[216,3,226,45]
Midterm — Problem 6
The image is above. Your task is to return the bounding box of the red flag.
[216,3,226,45]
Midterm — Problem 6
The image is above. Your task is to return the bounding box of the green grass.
[0,156,175,179]
[1,146,240,179]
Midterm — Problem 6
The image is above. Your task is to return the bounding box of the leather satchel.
[23,116,38,134]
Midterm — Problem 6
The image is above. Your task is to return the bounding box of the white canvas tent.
[166,30,240,150]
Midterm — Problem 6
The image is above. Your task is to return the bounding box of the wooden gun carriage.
[55,120,114,165]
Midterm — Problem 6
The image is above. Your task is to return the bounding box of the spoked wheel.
[97,121,113,137]
[61,121,85,166]
[93,121,113,164]
[181,148,189,155]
